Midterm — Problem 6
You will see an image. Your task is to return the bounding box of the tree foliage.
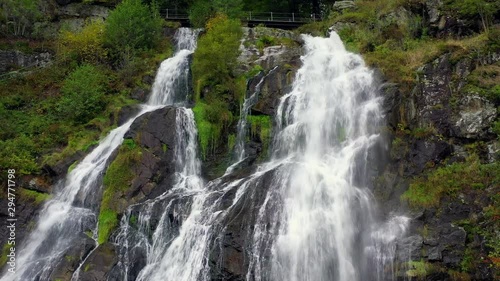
[59,20,107,64]
[445,0,500,31]
[0,0,41,37]
[57,65,109,124]
[104,0,163,63]
[192,14,242,87]
[189,0,244,27]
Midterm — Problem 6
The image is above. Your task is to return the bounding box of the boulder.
[78,243,118,281]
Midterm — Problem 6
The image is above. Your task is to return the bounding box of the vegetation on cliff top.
[192,14,244,159]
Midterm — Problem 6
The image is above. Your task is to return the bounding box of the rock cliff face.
[377,51,499,280]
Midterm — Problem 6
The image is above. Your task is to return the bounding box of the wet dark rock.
[44,150,86,178]
[413,54,454,134]
[396,235,423,261]
[78,243,118,281]
[124,106,179,200]
[49,234,95,280]
[55,0,81,5]
[404,138,452,176]
[209,168,280,280]
[116,105,141,126]
[252,64,297,116]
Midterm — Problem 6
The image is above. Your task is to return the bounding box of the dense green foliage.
[104,0,163,63]
[0,0,173,178]
[58,65,109,124]
[192,15,245,158]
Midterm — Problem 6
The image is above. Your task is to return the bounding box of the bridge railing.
[245,12,318,22]
[163,9,189,19]
[162,9,319,23]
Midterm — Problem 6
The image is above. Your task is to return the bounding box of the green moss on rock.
[97,139,142,244]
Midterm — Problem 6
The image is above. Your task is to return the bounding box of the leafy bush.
[58,20,107,64]
[0,135,39,174]
[57,65,109,124]
[104,0,163,64]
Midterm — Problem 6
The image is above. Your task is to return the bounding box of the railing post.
[292,13,295,22]
[166,9,169,19]
[249,11,252,20]
[271,12,273,21]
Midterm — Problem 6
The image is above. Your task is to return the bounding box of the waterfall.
[0,28,199,281]
[244,32,409,281]
[114,32,408,281]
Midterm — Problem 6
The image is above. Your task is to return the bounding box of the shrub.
[57,64,109,124]
[402,155,500,208]
[104,0,163,64]
[58,20,107,64]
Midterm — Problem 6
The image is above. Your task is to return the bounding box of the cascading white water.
[245,32,409,281]
[113,31,408,281]
[0,28,199,281]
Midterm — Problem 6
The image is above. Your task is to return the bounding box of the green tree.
[0,0,41,37]
[57,65,109,124]
[446,0,500,31]
[189,0,243,27]
[104,0,163,64]
[192,14,242,91]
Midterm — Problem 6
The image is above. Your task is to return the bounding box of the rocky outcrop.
[78,243,118,281]
[122,106,179,201]
[377,50,500,280]
[452,95,497,139]
[0,50,53,74]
